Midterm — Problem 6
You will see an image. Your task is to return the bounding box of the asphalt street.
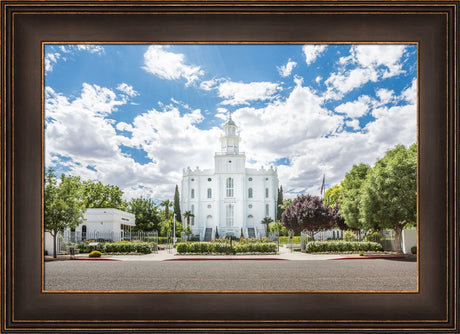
[45,258,417,291]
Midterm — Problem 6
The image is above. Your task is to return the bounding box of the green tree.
[183,210,194,228]
[159,215,184,237]
[160,199,173,220]
[82,180,125,209]
[44,168,86,258]
[323,184,342,208]
[261,217,274,236]
[276,186,284,220]
[127,197,161,232]
[359,144,417,253]
[269,220,289,236]
[339,163,372,230]
[173,185,182,223]
[279,198,293,219]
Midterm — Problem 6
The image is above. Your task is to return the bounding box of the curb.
[329,255,406,260]
[164,257,288,261]
[70,257,120,261]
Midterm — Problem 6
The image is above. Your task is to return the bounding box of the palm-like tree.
[160,199,173,220]
[261,217,274,236]
[183,211,195,228]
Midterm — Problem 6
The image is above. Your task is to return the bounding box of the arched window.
[226,204,234,227]
[207,188,212,199]
[265,204,269,216]
[265,188,269,198]
[191,189,195,199]
[82,225,87,240]
[248,188,253,198]
[226,177,234,197]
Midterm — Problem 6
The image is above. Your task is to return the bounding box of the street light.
[173,213,176,247]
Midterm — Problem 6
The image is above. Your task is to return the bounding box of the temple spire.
[220,112,240,154]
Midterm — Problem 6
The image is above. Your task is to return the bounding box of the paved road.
[45,258,416,291]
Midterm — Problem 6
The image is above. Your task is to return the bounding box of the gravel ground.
[45,258,417,291]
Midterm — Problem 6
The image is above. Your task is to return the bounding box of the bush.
[176,242,277,255]
[343,231,358,242]
[305,241,383,253]
[411,246,417,254]
[88,250,102,258]
[364,231,382,244]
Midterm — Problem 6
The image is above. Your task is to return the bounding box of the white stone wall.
[402,229,417,254]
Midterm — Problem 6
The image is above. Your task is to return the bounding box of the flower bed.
[176,242,277,255]
[305,241,383,253]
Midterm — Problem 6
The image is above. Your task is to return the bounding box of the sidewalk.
[69,246,348,261]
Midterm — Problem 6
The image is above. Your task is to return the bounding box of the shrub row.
[176,242,277,255]
[305,241,383,253]
[78,242,154,254]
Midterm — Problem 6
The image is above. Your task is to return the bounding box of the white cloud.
[401,79,417,105]
[277,59,297,77]
[45,45,105,72]
[345,119,360,130]
[117,83,139,97]
[334,95,372,119]
[45,53,61,72]
[302,45,327,65]
[76,45,105,55]
[143,46,204,86]
[325,67,378,98]
[45,84,225,200]
[375,88,395,105]
[325,45,407,99]
[217,81,281,106]
[226,77,416,197]
[315,76,322,84]
[231,79,343,166]
[200,78,224,91]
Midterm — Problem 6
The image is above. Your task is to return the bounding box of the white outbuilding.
[181,114,279,241]
[64,208,135,242]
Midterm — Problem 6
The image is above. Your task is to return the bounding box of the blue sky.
[44,44,417,200]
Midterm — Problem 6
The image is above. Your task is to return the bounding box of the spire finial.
[228,111,232,120]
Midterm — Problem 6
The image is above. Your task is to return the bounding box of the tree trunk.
[52,232,57,258]
[394,223,405,254]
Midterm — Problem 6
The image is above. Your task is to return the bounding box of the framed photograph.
[2,0,458,333]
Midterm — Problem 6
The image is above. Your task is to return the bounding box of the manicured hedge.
[78,241,154,254]
[176,242,277,255]
[305,241,383,253]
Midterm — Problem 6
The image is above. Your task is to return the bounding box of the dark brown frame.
[2,0,458,333]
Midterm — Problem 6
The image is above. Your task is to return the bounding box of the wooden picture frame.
[2,0,458,332]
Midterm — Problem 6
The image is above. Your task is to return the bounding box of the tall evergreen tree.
[276,186,284,221]
[173,184,182,223]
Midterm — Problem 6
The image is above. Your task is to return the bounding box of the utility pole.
[173,213,176,247]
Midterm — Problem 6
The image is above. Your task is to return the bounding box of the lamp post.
[173,213,176,247]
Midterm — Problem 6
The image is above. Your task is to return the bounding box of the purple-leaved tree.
[281,194,335,240]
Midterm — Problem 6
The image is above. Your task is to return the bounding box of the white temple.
[181,113,279,241]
